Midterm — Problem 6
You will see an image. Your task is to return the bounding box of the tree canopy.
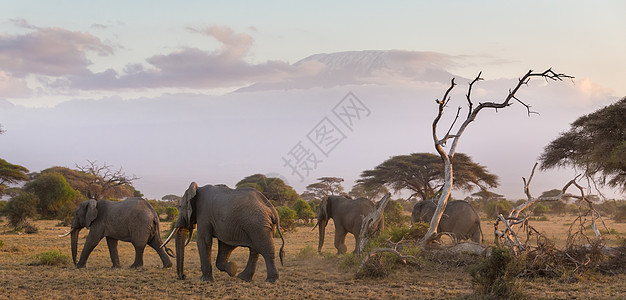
[304,177,345,200]
[0,158,29,196]
[236,173,301,206]
[357,152,499,200]
[23,172,82,219]
[39,162,137,200]
[540,97,626,192]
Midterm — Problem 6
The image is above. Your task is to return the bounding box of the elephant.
[411,199,483,243]
[59,197,173,269]
[314,195,387,254]
[160,182,285,283]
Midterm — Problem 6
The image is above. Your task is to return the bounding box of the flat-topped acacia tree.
[422,69,573,247]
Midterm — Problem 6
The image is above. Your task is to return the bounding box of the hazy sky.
[1,1,624,200]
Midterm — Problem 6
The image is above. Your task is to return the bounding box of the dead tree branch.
[422,69,573,248]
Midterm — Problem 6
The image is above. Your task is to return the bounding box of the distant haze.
[0,50,620,200]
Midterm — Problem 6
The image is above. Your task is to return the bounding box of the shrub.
[469,246,523,299]
[4,192,39,229]
[484,199,513,218]
[533,203,549,216]
[32,250,71,266]
[292,198,315,223]
[0,239,4,250]
[384,200,410,227]
[276,205,297,231]
[297,246,317,259]
[165,207,179,221]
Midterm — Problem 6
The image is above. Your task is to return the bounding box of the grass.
[0,216,625,299]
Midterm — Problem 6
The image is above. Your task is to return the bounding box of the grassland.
[1,215,625,299]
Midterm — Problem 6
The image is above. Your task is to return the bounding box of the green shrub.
[4,192,39,229]
[384,200,410,227]
[276,205,297,231]
[165,207,179,221]
[469,246,523,299]
[292,198,315,223]
[32,250,71,266]
[484,199,513,218]
[355,252,400,279]
[0,239,4,250]
[296,246,317,259]
[533,203,549,216]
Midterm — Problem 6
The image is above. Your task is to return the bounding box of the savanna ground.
[1,215,625,299]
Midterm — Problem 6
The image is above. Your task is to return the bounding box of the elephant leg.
[261,250,279,283]
[216,240,237,277]
[106,237,121,268]
[130,243,146,269]
[334,226,348,255]
[237,250,259,282]
[76,234,102,268]
[148,237,172,268]
[197,233,214,282]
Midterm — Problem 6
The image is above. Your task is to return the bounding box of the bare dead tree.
[495,163,610,255]
[423,69,573,248]
[356,193,391,253]
[76,160,139,200]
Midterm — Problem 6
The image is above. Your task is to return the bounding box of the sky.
[1,1,625,200]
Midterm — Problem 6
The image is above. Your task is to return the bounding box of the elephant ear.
[85,199,98,228]
[180,182,198,227]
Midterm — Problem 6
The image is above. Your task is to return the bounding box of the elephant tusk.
[311,221,319,231]
[160,227,179,248]
[58,229,73,237]
[184,227,193,246]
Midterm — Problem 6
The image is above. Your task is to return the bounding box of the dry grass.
[1,216,625,299]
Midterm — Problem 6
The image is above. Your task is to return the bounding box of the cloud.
[68,26,323,90]
[0,71,31,98]
[0,20,114,77]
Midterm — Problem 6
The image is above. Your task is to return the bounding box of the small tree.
[276,205,297,231]
[292,198,315,223]
[23,172,81,219]
[165,207,179,221]
[3,192,39,229]
[236,174,301,206]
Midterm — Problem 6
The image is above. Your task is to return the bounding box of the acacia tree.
[540,97,626,192]
[423,69,572,247]
[0,158,29,196]
[304,177,345,200]
[236,173,301,206]
[357,153,498,201]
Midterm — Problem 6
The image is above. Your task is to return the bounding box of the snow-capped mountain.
[237,50,462,92]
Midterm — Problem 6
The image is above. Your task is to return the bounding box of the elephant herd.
[60,182,482,283]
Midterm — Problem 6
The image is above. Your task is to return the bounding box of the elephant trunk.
[175,228,188,280]
[70,228,81,266]
[317,219,328,253]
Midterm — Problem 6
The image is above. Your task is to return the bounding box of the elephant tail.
[272,214,285,266]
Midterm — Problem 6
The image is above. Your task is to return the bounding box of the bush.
[165,207,179,221]
[484,199,513,218]
[32,249,71,266]
[469,246,523,299]
[23,172,81,219]
[384,200,410,227]
[292,198,315,223]
[4,192,39,229]
[276,205,297,231]
[0,239,4,250]
[533,203,549,216]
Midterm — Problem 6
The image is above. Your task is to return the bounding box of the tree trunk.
[356,193,391,253]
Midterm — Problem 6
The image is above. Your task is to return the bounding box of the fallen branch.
[357,248,416,273]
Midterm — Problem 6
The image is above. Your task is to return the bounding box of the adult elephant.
[411,200,482,243]
[59,197,173,269]
[314,195,388,254]
[160,183,285,283]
